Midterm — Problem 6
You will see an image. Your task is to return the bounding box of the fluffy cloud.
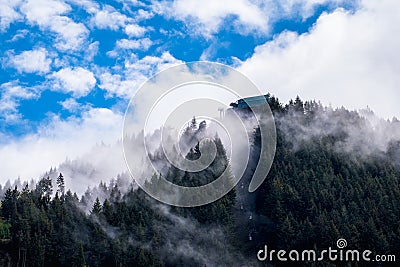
[90,5,130,30]
[20,0,89,51]
[152,0,268,37]
[115,38,152,50]
[152,0,357,38]
[21,0,70,24]
[98,72,138,99]
[0,0,22,31]
[239,0,400,119]
[65,0,99,14]
[58,98,81,112]
[90,4,147,37]
[125,24,146,37]
[0,107,124,184]
[99,51,182,98]
[47,67,96,97]
[107,38,153,58]
[8,48,52,74]
[0,81,39,123]
[136,9,154,20]
[126,51,183,73]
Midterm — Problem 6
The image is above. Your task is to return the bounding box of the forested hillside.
[0,95,399,266]
[252,96,400,266]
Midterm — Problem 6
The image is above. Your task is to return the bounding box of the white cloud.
[90,4,148,38]
[152,0,357,38]
[125,24,146,37]
[52,17,89,51]
[125,51,183,73]
[59,98,80,112]
[136,9,154,20]
[153,0,269,37]
[21,0,70,24]
[98,72,138,99]
[107,38,153,58]
[57,141,128,195]
[99,52,182,98]
[64,0,99,14]
[91,5,130,30]
[115,38,152,50]
[238,0,400,119]
[8,48,52,74]
[0,0,22,31]
[273,0,355,20]
[85,41,99,61]
[48,67,96,97]
[0,81,39,122]
[20,0,89,51]
[119,0,147,8]
[9,29,29,42]
[0,107,124,184]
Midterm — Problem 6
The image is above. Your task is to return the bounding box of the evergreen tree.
[92,197,102,214]
[0,95,399,266]
[56,172,65,196]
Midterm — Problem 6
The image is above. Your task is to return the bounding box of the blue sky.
[0,0,357,136]
[0,0,399,183]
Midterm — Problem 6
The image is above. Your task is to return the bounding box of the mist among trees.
[0,95,399,266]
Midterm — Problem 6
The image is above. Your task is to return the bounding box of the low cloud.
[0,107,123,184]
[239,0,400,119]
[58,141,129,195]
[277,105,400,159]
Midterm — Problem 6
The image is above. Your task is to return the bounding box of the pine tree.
[102,199,113,221]
[35,176,53,207]
[91,197,101,214]
[1,187,16,219]
[294,95,304,114]
[56,173,65,196]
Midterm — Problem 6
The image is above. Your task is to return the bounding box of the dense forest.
[0,95,399,266]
